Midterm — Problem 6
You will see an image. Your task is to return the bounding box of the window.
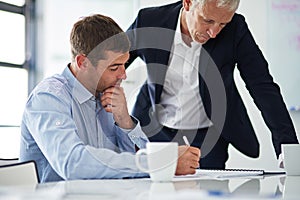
[0,0,35,159]
[0,10,25,64]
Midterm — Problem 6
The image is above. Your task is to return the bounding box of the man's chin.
[195,34,209,44]
[103,84,121,91]
[114,81,122,87]
[196,38,209,44]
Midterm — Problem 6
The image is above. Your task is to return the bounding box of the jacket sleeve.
[233,15,299,156]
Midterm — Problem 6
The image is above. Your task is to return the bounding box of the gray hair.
[192,0,240,12]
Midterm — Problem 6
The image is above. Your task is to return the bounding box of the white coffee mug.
[135,142,178,182]
[281,144,300,176]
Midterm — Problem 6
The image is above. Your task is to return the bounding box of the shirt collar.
[62,65,94,104]
[174,8,201,49]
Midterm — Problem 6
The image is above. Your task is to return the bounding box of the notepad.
[174,168,285,180]
[195,169,265,178]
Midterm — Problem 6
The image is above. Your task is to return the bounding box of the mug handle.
[135,149,149,172]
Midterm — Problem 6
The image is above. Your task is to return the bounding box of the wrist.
[116,115,135,129]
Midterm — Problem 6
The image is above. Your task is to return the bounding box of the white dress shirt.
[157,9,212,129]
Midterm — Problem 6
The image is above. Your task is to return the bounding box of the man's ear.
[183,0,193,11]
[75,54,89,69]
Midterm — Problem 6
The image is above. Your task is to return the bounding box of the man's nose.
[207,24,222,38]
[118,66,127,80]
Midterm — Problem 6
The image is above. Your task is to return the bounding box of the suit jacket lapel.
[153,2,183,104]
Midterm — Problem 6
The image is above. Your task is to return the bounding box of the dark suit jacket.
[126,1,298,158]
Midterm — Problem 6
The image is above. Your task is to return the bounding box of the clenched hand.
[176,146,200,175]
[101,86,134,129]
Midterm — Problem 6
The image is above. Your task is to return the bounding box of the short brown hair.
[70,14,130,66]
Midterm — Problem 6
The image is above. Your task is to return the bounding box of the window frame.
[0,0,37,92]
[0,0,37,159]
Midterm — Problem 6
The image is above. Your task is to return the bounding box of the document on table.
[173,168,284,181]
[196,169,264,178]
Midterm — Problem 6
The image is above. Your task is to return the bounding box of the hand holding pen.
[176,136,201,175]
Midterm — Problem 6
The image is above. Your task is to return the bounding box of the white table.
[0,174,299,199]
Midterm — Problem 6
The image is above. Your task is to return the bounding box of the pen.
[183,136,190,146]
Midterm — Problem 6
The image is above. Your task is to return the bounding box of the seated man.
[19,14,200,183]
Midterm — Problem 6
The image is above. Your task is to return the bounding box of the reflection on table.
[1,175,300,199]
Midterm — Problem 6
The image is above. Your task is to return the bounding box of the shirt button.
[55,121,61,126]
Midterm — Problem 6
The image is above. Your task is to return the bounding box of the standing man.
[126,0,299,169]
[19,14,200,183]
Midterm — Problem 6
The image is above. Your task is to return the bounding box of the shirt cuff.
[126,116,149,149]
[278,153,284,168]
